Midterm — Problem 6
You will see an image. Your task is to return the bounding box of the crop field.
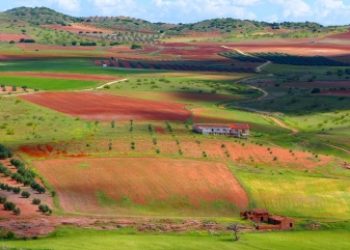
[0,75,103,90]
[34,158,248,216]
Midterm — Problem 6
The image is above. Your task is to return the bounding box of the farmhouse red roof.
[194,123,250,129]
[230,123,250,130]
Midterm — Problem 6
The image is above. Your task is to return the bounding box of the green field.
[0,75,99,90]
[2,227,350,250]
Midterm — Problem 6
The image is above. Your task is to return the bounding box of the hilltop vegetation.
[5,7,79,25]
[0,7,347,46]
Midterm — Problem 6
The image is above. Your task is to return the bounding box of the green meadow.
[2,227,350,250]
[0,75,99,90]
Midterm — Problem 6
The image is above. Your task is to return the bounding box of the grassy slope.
[233,165,350,220]
[3,228,350,250]
[0,97,90,146]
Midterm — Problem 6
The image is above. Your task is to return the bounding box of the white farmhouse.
[193,123,250,138]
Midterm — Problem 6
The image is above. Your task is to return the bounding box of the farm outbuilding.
[241,209,294,231]
[193,123,250,138]
[241,209,269,223]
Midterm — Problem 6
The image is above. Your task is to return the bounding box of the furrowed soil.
[34,158,249,215]
[21,92,192,121]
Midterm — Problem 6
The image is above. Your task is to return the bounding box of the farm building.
[193,123,250,138]
[240,209,269,223]
[241,209,294,231]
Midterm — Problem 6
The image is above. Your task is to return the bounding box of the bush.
[4,202,16,211]
[39,204,52,214]
[131,44,142,50]
[13,187,21,194]
[21,191,31,198]
[32,198,41,205]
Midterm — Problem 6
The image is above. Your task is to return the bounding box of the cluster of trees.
[107,59,248,72]
[0,197,20,215]
[0,183,21,194]
[254,53,349,66]
[220,51,266,63]
[10,159,46,194]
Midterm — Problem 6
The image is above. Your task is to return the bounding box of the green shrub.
[4,202,16,211]
[32,198,41,205]
[21,191,31,198]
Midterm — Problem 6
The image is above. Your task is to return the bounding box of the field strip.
[96,78,128,89]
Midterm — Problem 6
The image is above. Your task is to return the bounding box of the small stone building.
[268,216,294,230]
[241,209,269,223]
[241,209,294,231]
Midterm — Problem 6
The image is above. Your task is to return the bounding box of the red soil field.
[0,33,30,42]
[225,40,350,56]
[34,158,248,214]
[21,92,192,121]
[327,30,350,39]
[0,72,117,81]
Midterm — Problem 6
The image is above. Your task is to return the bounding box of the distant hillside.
[0,7,348,45]
[5,7,80,25]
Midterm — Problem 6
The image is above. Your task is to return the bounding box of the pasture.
[0,75,99,90]
[2,227,350,250]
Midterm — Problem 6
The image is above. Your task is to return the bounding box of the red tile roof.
[194,123,250,130]
[230,123,250,130]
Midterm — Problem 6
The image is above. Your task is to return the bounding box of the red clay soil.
[0,33,30,42]
[225,41,350,56]
[327,30,350,39]
[0,72,117,81]
[19,144,88,158]
[34,157,249,214]
[21,92,192,121]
